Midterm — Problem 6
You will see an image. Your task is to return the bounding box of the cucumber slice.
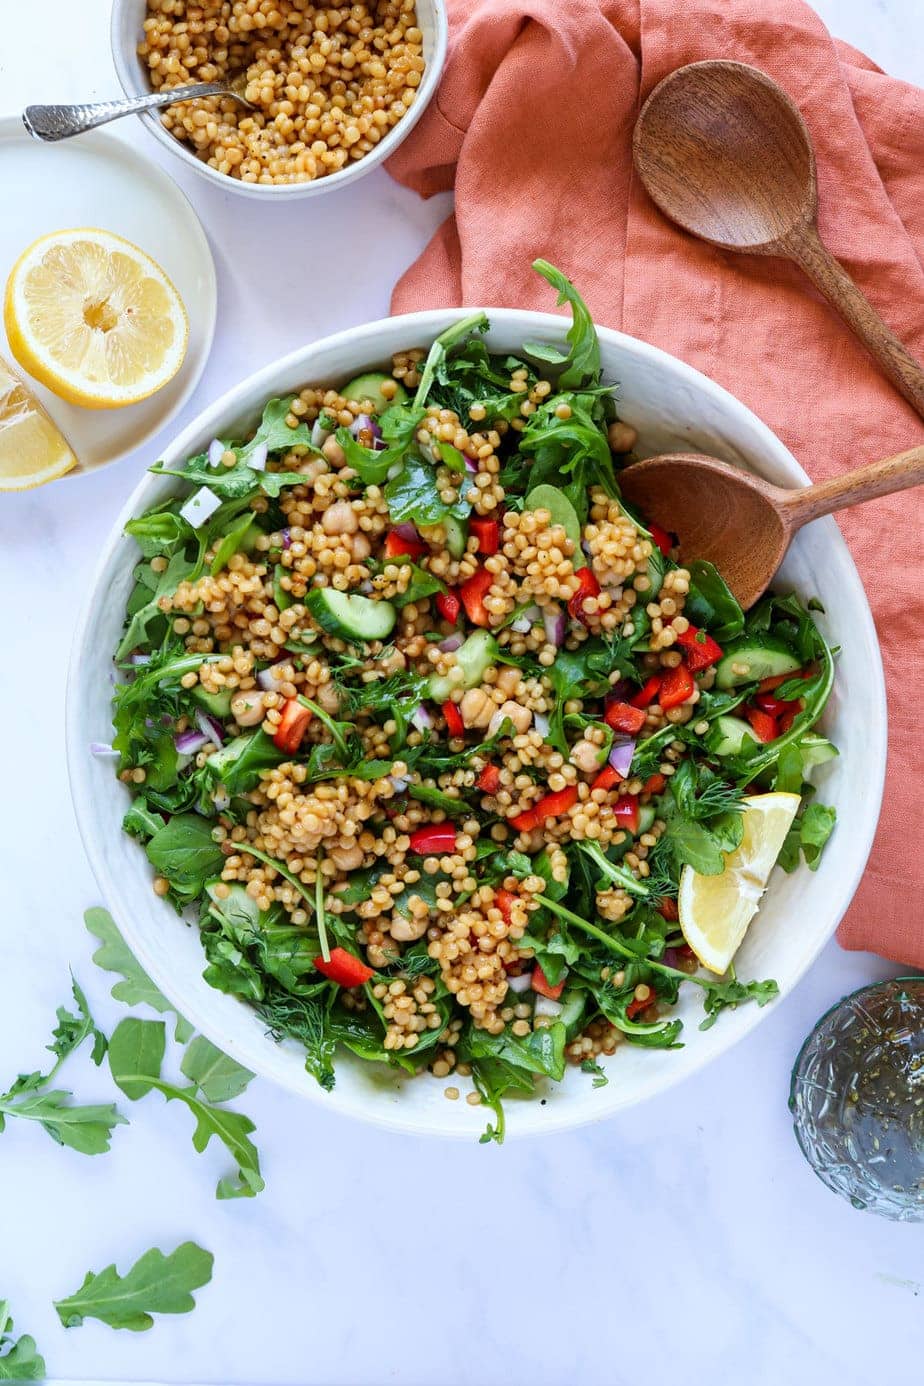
[524,484,585,566]
[428,629,498,701]
[556,987,588,1039]
[799,732,838,771]
[443,515,467,560]
[646,544,665,598]
[637,804,656,834]
[306,588,396,642]
[191,686,233,719]
[715,638,801,689]
[273,564,293,612]
[341,371,408,415]
[709,714,755,757]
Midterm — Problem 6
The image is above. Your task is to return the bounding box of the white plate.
[0,117,216,475]
[67,310,886,1140]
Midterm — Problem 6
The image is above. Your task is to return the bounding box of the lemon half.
[0,353,76,490]
[4,228,188,409]
[678,792,801,974]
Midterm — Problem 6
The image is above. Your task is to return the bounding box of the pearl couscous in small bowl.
[110,0,448,200]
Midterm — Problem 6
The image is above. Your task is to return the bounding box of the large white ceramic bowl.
[67,311,887,1139]
[110,0,448,200]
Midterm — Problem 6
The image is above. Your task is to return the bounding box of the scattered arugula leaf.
[85,907,193,1042]
[54,1242,213,1332]
[526,259,602,388]
[0,1300,45,1380]
[179,1036,254,1104]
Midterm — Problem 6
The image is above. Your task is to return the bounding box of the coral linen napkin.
[386,0,924,966]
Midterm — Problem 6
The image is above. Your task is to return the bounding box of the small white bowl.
[67,311,886,1138]
[110,0,448,200]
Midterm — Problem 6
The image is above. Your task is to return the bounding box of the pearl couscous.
[109,261,836,1139]
[140,0,425,185]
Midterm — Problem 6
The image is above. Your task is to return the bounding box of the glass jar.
[790,977,924,1221]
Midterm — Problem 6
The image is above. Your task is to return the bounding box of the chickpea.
[321,500,357,534]
[608,420,638,453]
[495,665,520,696]
[570,738,602,775]
[488,700,532,736]
[230,690,267,727]
[350,531,372,561]
[321,436,346,467]
[460,687,494,728]
[329,841,364,871]
[315,679,340,713]
[390,913,430,942]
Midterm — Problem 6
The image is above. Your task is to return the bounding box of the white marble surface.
[1,4,921,1383]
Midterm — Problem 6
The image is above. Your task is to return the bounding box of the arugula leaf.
[413,312,490,407]
[388,562,445,608]
[108,1019,264,1199]
[145,816,226,905]
[683,560,745,643]
[574,840,650,898]
[85,907,193,1042]
[384,451,471,526]
[471,1057,535,1144]
[699,975,780,1030]
[0,1301,45,1380]
[464,1021,567,1082]
[121,797,164,843]
[210,510,256,576]
[50,976,108,1068]
[778,802,837,873]
[180,1036,254,1103]
[125,507,193,560]
[116,550,193,660]
[0,1085,126,1156]
[240,396,312,461]
[527,260,602,388]
[54,1242,213,1332]
[334,403,425,485]
[198,729,288,796]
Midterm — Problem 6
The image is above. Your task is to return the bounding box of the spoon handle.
[781,444,924,529]
[783,224,924,420]
[22,85,227,141]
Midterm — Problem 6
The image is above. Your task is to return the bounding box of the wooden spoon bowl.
[619,445,924,610]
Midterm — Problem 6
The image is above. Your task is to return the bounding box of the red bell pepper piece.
[435,589,461,624]
[626,987,656,1020]
[613,794,640,834]
[408,823,458,855]
[591,763,622,792]
[778,703,801,734]
[460,567,493,626]
[384,529,426,560]
[643,773,666,796]
[314,946,374,987]
[469,516,500,556]
[494,888,519,925]
[567,566,601,623]
[757,670,810,693]
[630,675,662,708]
[509,785,578,833]
[745,706,778,743]
[648,522,674,557]
[604,700,647,735]
[658,663,695,710]
[532,963,566,1001]
[476,763,501,794]
[754,691,800,717]
[657,896,679,922]
[273,698,312,753]
[675,625,723,672]
[442,700,464,738]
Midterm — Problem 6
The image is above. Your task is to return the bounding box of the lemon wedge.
[678,791,801,974]
[4,228,188,409]
[0,352,77,490]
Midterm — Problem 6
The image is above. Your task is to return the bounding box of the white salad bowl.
[66,310,887,1139]
[110,0,448,201]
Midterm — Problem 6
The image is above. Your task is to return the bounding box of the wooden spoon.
[632,60,924,418]
[618,444,924,609]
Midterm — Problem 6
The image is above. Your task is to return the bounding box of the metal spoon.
[619,443,924,609]
[632,60,924,418]
[23,75,252,143]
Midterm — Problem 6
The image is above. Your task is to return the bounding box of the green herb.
[581,1058,609,1087]
[85,907,193,1042]
[683,560,745,643]
[256,988,336,1091]
[384,451,471,526]
[54,1242,213,1332]
[108,1018,264,1199]
[334,403,426,485]
[198,729,289,796]
[413,312,490,407]
[777,801,837,873]
[574,840,650,898]
[0,1301,45,1380]
[526,259,602,388]
[145,815,226,906]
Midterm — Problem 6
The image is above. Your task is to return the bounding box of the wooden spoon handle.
[783,224,924,419]
[780,444,924,529]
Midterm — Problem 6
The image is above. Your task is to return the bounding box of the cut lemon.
[4,228,188,409]
[0,352,77,490]
[678,792,801,974]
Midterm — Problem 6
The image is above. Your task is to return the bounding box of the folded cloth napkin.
[387,0,924,967]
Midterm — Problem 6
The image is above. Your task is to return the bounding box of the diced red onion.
[410,704,433,732]
[439,633,464,653]
[662,946,686,970]
[126,653,151,666]
[179,486,222,529]
[543,605,566,646]
[90,742,120,758]
[281,528,291,549]
[212,790,231,812]
[196,710,225,747]
[208,438,224,466]
[533,993,564,1019]
[608,737,636,778]
[581,539,593,561]
[506,972,532,994]
[464,456,478,474]
[311,417,332,448]
[533,712,550,738]
[256,653,294,692]
[511,617,532,634]
[350,413,382,443]
[360,579,374,595]
[606,679,632,704]
[389,774,409,793]
[175,728,209,755]
[247,441,268,472]
[392,521,419,543]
